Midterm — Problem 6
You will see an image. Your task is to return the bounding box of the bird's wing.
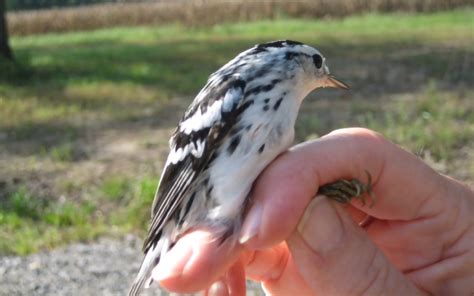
[143,75,252,252]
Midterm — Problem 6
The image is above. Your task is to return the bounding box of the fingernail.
[208,280,229,296]
[239,201,263,244]
[297,196,344,253]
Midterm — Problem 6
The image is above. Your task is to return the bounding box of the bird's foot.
[318,170,375,207]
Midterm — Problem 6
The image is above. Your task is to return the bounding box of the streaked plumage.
[129,40,349,295]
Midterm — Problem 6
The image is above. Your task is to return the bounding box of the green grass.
[0,9,473,255]
[111,177,157,231]
[100,177,131,201]
[0,187,102,254]
[358,82,474,160]
[0,177,156,255]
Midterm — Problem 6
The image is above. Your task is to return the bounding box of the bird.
[129,40,354,295]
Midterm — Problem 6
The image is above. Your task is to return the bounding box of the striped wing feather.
[142,76,250,252]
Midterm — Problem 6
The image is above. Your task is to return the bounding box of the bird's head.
[300,47,350,91]
[252,40,350,94]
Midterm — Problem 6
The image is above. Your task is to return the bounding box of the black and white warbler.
[129,40,352,295]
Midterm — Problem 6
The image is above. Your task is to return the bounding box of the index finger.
[240,128,447,249]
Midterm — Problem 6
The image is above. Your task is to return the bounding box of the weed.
[100,177,131,202]
[117,177,157,231]
[49,142,75,162]
[2,187,46,219]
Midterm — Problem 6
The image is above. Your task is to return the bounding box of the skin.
[151,128,474,295]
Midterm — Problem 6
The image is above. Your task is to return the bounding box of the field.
[7,0,471,35]
[0,9,473,255]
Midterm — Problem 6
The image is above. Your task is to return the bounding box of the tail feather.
[128,273,154,296]
[128,243,162,296]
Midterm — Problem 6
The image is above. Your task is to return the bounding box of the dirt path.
[0,236,163,296]
[0,236,264,296]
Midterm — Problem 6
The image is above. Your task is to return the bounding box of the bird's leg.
[317,170,375,207]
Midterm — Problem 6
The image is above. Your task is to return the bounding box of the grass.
[0,177,156,255]
[0,186,101,255]
[0,9,473,255]
[359,82,474,160]
[100,177,131,202]
[3,10,472,135]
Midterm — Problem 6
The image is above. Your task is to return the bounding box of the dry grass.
[7,0,472,36]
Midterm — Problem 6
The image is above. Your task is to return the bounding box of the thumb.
[287,196,422,295]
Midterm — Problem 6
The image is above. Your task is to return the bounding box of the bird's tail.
[128,244,162,296]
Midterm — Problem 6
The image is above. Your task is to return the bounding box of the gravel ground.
[0,236,263,296]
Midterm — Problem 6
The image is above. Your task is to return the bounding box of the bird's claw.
[318,170,375,207]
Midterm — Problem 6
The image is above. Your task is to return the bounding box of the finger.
[240,128,447,249]
[226,259,246,296]
[153,230,243,293]
[287,196,422,294]
[263,254,314,296]
[244,242,313,295]
[205,280,229,296]
[244,242,289,281]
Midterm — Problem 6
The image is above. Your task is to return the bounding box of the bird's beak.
[323,75,350,90]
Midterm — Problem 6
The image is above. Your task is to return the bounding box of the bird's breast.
[206,109,296,222]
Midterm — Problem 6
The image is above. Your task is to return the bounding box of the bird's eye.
[312,54,323,69]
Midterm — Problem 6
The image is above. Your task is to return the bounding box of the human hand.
[151,128,474,295]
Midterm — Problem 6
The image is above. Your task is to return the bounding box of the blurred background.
[0,0,473,295]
